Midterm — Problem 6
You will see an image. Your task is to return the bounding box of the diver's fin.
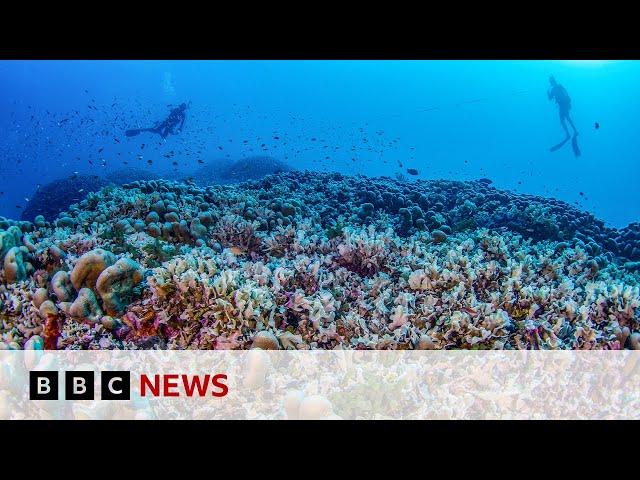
[549,137,570,152]
[571,134,581,157]
[125,128,154,137]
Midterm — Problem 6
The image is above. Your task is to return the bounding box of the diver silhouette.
[547,76,580,157]
[126,102,188,139]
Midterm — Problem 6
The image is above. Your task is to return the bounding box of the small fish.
[98,148,104,153]
[198,159,204,164]
[24,197,29,202]
[147,160,153,164]
[407,168,419,176]
[15,205,22,209]
[172,161,178,166]
[273,136,279,140]
[229,247,246,255]
[579,192,584,196]
[595,122,599,129]
[78,189,84,192]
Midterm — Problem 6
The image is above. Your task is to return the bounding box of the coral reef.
[0,170,639,350]
[96,258,143,316]
[189,156,295,186]
[20,167,161,223]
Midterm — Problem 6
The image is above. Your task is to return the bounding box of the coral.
[298,395,335,420]
[39,300,61,349]
[211,214,262,253]
[0,230,16,264]
[24,335,44,350]
[39,300,59,319]
[3,247,27,284]
[431,230,448,244]
[415,334,435,350]
[1,171,640,352]
[190,218,207,245]
[32,288,49,309]
[96,258,143,316]
[70,248,117,293]
[251,331,279,350]
[51,270,76,302]
[6,226,22,245]
[69,288,103,324]
[335,226,395,277]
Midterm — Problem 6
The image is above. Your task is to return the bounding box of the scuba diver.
[547,76,581,156]
[126,102,189,139]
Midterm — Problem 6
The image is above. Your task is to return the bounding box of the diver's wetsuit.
[126,103,187,139]
[547,77,580,157]
[548,83,576,139]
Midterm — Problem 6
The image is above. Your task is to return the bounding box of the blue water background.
[0,60,637,227]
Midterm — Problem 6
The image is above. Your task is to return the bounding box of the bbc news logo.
[30,371,131,400]
[30,371,228,400]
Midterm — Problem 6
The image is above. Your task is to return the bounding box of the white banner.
[1,351,639,419]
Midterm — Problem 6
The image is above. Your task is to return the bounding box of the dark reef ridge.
[9,168,640,265]
[188,155,296,186]
[20,167,161,223]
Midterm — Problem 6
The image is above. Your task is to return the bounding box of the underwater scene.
[1,59,639,351]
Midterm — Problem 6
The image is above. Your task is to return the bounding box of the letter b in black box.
[101,371,130,400]
[65,371,94,400]
[30,371,58,400]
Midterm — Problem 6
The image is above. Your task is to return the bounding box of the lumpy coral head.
[69,288,103,324]
[3,247,27,284]
[70,248,117,293]
[96,257,143,316]
[51,270,76,303]
[0,230,17,264]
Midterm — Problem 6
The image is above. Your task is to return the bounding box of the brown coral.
[96,257,143,316]
[70,248,117,293]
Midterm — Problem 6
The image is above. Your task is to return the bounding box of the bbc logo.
[30,371,131,400]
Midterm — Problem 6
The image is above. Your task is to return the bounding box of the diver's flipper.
[549,137,570,152]
[125,128,154,137]
[571,134,581,157]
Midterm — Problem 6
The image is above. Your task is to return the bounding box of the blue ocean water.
[0,60,638,227]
